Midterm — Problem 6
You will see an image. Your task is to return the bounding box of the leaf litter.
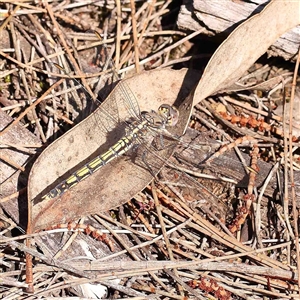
[0,0,300,298]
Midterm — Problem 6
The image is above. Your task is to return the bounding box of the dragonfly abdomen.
[42,120,148,200]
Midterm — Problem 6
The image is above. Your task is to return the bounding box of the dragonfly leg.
[141,150,157,179]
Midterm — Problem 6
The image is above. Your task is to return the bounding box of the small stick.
[130,0,140,73]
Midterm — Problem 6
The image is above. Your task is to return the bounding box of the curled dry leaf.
[194,0,300,105]
[28,68,197,231]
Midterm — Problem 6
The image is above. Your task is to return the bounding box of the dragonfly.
[40,62,180,201]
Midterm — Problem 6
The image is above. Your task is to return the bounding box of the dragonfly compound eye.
[158,104,179,126]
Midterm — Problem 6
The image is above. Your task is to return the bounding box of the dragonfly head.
[142,104,179,129]
[158,104,179,127]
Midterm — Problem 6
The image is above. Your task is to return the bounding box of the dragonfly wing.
[93,91,120,133]
[92,79,142,135]
[117,80,141,120]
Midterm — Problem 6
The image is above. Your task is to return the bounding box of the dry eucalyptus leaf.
[194,0,300,105]
[28,68,197,231]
